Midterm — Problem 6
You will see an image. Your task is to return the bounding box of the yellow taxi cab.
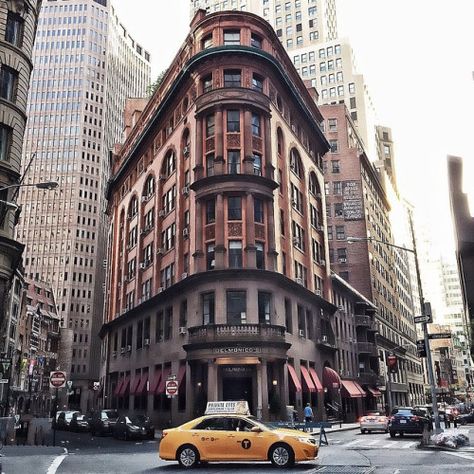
[159,401,318,468]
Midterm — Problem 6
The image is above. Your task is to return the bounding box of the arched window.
[161,150,176,177]
[143,174,155,198]
[182,96,189,114]
[128,196,138,219]
[289,148,303,178]
[277,128,284,156]
[309,172,321,196]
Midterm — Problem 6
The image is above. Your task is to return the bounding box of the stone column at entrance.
[207,361,218,401]
[259,360,269,420]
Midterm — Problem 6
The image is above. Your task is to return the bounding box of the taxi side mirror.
[251,426,262,433]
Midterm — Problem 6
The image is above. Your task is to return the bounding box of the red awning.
[309,367,324,393]
[341,380,363,398]
[323,366,341,390]
[149,369,162,394]
[300,365,316,393]
[367,387,382,397]
[177,365,186,387]
[136,374,149,395]
[118,376,130,396]
[157,366,171,394]
[129,376,141,395]
[287,364,302,392]
[113,378,124,396]
[353,381,366,397]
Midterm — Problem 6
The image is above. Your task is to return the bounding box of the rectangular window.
[136,320,143,350]
[227,150,240,174]
[254,198,264,223]
[0,125,12,162]
[228,240,242,268]
[328,118,337,131]
[256,242,265,269]
[297,305,306,336]
[329,140,338,153]
[252,74,263,93]
[206,153,215,176]
[179,300,187,327]
[224,69,241,87]
[285,298,292,333]
[253,153,262,176]
[333,181,342,195]
[0,66,18,102]
[336,225,346,240]
[5,12,24,47]
[164,306,173,340]
[251,33,262,49]
[202,74,212,93]
[332,160,340,173]
[251,113,261,136]
[292,220,305,251]
[226,291,247,324]
[202,34,213,49]
[226,110,240,132]
[206,114,215,137]
[206,198,215,223]
[258,292,271,324]
[228,196,242,220]
[224,30,240,46]
[207,243,215,270]
[337,247,347,263]
[334,202,343,217]
[202,292,215,325]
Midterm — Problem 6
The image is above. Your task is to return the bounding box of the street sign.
[165,379,179,397]
[416,339,427,358]
[50,371,67,388]
[414,314,432,324]
[0,358,11,374]
[429,333,452,340]
[424,302,432,318]
[0,379,8,384]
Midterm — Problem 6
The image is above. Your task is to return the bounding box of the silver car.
[360,412,389,433]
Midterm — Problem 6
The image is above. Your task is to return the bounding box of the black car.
[53,411,80,430]
[113,415,155,440]
[69,413,90,432]
[458,412,474,425]
[389,407,432,437]
[89,410,119,436]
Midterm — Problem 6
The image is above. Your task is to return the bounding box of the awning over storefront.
[177,365,186,387]
[157,366,171,394]
[341,380,363,398]
[113,378,124,396]
[287,364,302,392]
[118,376,130,396]
[353,381,366,397]
[148,369,162,394]
[309,367,324,393]
[300,365,316,392]
[129,376,141,395]
[323,366,341,390]
[136,374,149,395]
[367,387,382,397]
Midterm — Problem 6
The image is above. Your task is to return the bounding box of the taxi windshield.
[249,417,276,431]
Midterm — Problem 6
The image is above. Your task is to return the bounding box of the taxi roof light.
[204,401,251,416]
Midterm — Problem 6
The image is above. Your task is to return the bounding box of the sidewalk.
[418,425,474,452]
[309,422,360,436]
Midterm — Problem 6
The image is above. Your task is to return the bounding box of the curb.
[310,425,360,436]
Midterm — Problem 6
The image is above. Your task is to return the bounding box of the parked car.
[53,411,80,430]
[69,413,90,432]
[457,412,474,425]
[89,410,119,436]
[113,415,155,440]
[389,407,432,437]
[359,412,389,433]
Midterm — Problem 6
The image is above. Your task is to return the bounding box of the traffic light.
[387,354,398,374]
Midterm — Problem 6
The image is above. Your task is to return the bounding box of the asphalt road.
[2,426,474,473]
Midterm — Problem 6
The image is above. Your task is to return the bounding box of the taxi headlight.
[297,437,316,445]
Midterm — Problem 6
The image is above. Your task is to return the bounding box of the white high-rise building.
[16,0,151,411]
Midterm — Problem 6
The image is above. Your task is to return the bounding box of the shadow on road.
[139,462,319,473]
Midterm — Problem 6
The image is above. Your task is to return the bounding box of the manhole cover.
[313,466,375,474]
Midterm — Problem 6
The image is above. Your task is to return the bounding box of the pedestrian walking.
[304,403,313,431]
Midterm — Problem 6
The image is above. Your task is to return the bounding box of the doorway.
[222,376,253,414]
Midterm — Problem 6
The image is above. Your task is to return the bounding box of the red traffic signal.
[387,354,398,373]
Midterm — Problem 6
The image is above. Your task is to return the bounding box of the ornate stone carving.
[205,137,215,152]
[228,222,242,237]
[255,224,265,240]
[227,133,241,148]
[252,136,262,152]
[205,225,215,241]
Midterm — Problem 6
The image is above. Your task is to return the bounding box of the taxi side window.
[231,418,254,432]
[194,417,230,431]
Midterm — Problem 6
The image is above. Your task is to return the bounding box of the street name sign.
[414,315,432,324]
[0,379,8,384]
[428,333,452,340]
[50,371,67,389]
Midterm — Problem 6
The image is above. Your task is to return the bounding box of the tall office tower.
[189,1,376,156]
[0,0,41,338]
[16,0,151,411]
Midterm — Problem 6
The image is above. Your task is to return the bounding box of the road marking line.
[444,451,474,461]
[367,439,380,445]
[393,469,401,474]
[383,442,395,448]
[345,439,363,446]
[400,442,416,449]
[46,450,68,474]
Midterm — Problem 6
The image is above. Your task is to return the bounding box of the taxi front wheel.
[269,443,295,468]
[177,445,200,469]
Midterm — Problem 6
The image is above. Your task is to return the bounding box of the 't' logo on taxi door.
[241,439,251,449]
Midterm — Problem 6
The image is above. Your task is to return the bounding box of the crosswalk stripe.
[401,442,417,448]
[444,451,474,461]
[345,439,363,446]
[367,439,380,445]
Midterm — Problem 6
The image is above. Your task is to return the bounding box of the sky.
[112,0,474,257]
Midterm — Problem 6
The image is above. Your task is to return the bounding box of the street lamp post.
[347,235,442,432]
[0,181,59,192]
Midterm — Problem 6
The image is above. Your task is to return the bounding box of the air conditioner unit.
[156,248,164,255]
[292,237,300,246]
[295,277,303,285]
[299,329,305,337]
[316,193,322,198]
[141,195,149,203]
[320,259,326,266]
[183,227,189,237]
[183,146,190,156]
[144,338,150,347]
[126,345,132,352]
[315,289,322,296]
[179,327,187,335]
[181,272,188,279]
[338,305,344,311]
[339,258,347,263]
[158,209,165,217]
[112,350,117,358]
[322,335,328,343]
[316,225,324,232]
[139,262,146,270]
[120,348,126,355]
[157,287,164,293]
[291,198,298,207]
[182,186,189,195]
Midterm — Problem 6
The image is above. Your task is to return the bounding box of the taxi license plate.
[400,420,407,424]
